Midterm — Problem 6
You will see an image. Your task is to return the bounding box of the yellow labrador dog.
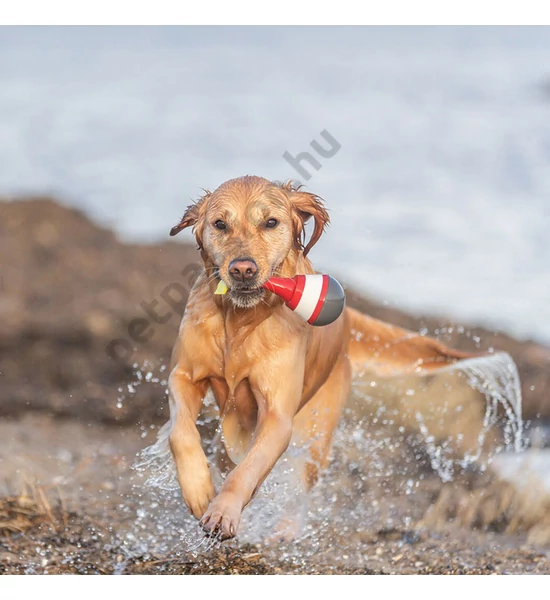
[168,175,477,539]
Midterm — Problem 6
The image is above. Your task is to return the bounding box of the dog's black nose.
[229,259,258,282]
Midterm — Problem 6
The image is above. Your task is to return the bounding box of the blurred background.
[1,26,549,342]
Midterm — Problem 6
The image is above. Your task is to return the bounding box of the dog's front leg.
[200,411,293,539]
[168,367,215,520]
[201,353,305,540]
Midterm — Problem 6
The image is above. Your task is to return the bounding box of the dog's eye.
[214,220,227,230]
[265,218,278,229]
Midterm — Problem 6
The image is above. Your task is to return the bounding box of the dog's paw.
[200,492,242,540]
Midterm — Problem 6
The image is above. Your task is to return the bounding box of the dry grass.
[0,480,67,537]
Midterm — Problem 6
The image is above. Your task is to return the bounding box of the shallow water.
[1,27,550,342]
[128,351,531,560]
[1,350,547,572]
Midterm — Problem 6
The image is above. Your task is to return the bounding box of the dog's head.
[170,176,329,308]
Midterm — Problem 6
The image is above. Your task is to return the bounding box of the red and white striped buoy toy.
[263,274,345,326]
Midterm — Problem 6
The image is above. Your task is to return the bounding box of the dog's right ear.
[170,203,201,236]
[169,192,209,246]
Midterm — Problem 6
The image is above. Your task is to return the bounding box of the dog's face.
[170,176,329,308]
[200,185,295,308]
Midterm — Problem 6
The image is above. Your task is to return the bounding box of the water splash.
[135,420,177,491]
[350,351,525,483]
[121,350,527,562]
[458,352,524,452]
[415,352,525,481]
[115,359,168,418]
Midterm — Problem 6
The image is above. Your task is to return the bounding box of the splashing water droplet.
[117,350,527,567]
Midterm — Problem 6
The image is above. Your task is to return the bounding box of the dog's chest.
[206,329,262,429]
[220,337,255,395]
[209,349,259,440]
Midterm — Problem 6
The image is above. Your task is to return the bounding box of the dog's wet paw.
[200,492,242,540]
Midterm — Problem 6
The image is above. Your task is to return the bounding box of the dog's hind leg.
[294,354,352,489]
[268,355,352,542]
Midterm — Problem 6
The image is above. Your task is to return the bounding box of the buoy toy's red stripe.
[286,275,306,310]
[307,274,329,324]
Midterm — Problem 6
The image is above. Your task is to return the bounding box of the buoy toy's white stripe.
[263,274,345,327]
[293,274,325,322]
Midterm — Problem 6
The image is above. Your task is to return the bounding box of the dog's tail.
[346,307,481,378]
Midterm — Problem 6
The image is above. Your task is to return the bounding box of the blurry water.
[1,27,549,342]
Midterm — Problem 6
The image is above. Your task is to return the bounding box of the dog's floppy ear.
[286,184,330,256]
[169,192,209,247]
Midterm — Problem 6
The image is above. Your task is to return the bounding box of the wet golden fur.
[168,175,477,539]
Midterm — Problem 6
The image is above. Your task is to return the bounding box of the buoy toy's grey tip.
[309,275,346,327]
